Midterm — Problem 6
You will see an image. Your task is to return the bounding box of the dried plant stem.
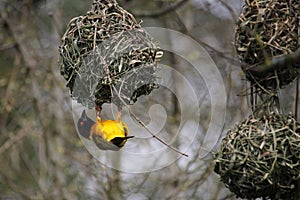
[128,109,188,157]
[110,85,188,157]
[244,48,300,73]
[296,77,299,120]
[0,130,27,155]
[134,0,190,18]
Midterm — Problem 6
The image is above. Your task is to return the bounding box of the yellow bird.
[77,110,133,150]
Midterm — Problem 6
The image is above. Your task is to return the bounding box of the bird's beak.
[124,136,134,139]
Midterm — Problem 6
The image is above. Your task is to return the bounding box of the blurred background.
[0,0,298,199]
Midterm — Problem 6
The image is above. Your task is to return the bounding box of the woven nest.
[214,113,300,199]
[235,0,300,89]
[59,0,162,108]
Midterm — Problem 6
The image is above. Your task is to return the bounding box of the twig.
[134,0,189,18]
[171,10,243,67]
[0,10,37,69]
[0,130,27,155]
[48,11,63,37]
[0,63,18,129]
[243,48,300,73]
[111,85,189,157]
[216,0,237,21]
[128,109,189,157]
[0,43,16,51]
[295,77,299,120]
[0,171,32,199]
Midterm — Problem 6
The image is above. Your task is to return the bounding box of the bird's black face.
[77,110,95,139]
[110,136,134,148]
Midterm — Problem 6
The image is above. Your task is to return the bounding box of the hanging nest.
[59,0,162,109]
[235,0,300,90]
[214,113,300,199]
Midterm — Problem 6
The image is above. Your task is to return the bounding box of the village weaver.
[77,110,134,150]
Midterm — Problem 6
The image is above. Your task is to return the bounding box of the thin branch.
[0,63,18,129]
[295,77,299,120]
[0,7,37,69]
[216,0,237,21]
[134,0,190,18]
[111,85,189,157]
[0,43,16,51]
[128,109,189,157]
[135,0,245,68]
[243,48,300,73]
[171,10,243,67]
[0,130,27,155]
[0,171,32,199]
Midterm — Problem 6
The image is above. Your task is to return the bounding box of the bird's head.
[77,110,95,139]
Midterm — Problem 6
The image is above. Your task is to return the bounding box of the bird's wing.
[92,134,121,151]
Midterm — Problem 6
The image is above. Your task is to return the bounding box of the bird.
[77,110,134,150]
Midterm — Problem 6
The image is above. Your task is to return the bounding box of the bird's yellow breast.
[91,119,129,142]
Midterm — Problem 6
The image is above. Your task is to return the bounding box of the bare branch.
[134,0,190,18]
[0,130,27,155]
[243,48,300,73]
[216,0,237,21]
[128,109,189,157]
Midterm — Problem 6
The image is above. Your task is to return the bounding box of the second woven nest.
[235,0,300,90]
[59,0,162,109]
[214,113,300,199]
